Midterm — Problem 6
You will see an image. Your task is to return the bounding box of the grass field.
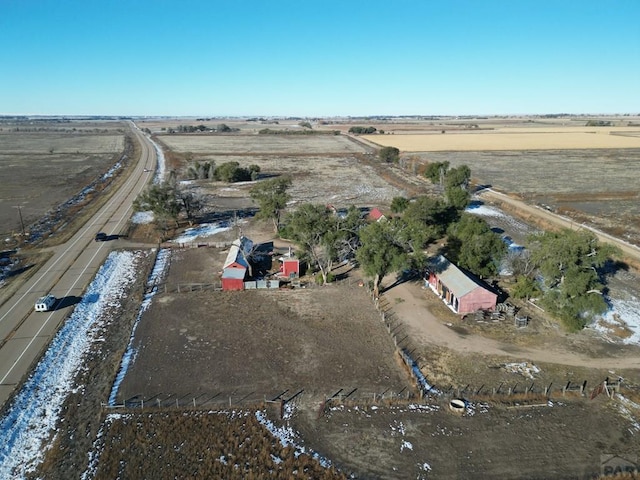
[408,148,640,244]
[156,133,401,210]
[363,127,640,151]
[0,132,124,154]
[0,124,127,238]
[157,133,366,154]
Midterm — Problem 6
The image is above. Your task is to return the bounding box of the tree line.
[258,128,340,135]
[186,160,260,183]
[348,126,377,134]
[166,124,238,134]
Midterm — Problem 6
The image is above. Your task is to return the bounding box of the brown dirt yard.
[117,251,411,405]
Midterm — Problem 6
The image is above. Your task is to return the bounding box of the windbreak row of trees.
[248,174,481,296]
[424,161,471,209]
[166,124,237,134]
[258,128,340,135]
[348,126,377,134]
[186,160,261,182]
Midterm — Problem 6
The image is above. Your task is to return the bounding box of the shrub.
[379,146,400,163]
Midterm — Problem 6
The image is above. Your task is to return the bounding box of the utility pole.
[12,205,26,238]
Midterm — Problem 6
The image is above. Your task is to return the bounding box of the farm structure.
[221,236,253,291]
[367,207,386,222]
[425,255,497,314]
[279,256,300,278]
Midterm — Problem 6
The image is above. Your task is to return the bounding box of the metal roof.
[428,255,488,298]
[222,268,246,279]
[223,236,253,269]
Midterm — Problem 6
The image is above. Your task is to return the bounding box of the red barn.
[425,255,497,314]
[221,236,253,291]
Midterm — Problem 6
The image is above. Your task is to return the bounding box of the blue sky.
[1,1,638,117]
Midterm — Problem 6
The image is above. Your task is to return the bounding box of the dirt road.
[479,188,640,266]
[382,275,640,370]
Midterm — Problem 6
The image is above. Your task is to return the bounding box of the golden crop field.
[363,127,640,151]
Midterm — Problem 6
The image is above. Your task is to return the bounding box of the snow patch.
[108,248,171,405]
[171,221,234,244]
[131,211,154,224]
[596,295,640,345]
[0,251,145,479]
[503,362,540,379]
[617,395,640,434]
[400,440,413,452]
[255,409,333,468]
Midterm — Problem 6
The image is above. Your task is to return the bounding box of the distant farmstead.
[221,236,253,291]
[425,255,497,314]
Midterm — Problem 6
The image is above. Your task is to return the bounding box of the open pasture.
[413,148,640,243]
[0,126,126,237]
[189,154,403,208]
[364,126,640,151]
[137,117,302,134]
[422,149,640,196]
[157,132,366,155]
[0,132,124,154]
[158,132,403,210]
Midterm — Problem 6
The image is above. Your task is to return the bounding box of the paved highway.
[0,122,156,408]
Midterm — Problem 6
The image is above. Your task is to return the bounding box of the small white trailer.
[34,294,56,312]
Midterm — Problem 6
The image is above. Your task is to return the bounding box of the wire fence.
[365,283,619,405]
[106,259,622,415]
[102,386,420,417]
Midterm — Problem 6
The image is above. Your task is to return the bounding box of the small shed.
[368,207,386,222]
[280,257,300,278]
[221,236,253,291]
[425,255,497,314]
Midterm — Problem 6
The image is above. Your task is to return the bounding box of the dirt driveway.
[385,276,640,370]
